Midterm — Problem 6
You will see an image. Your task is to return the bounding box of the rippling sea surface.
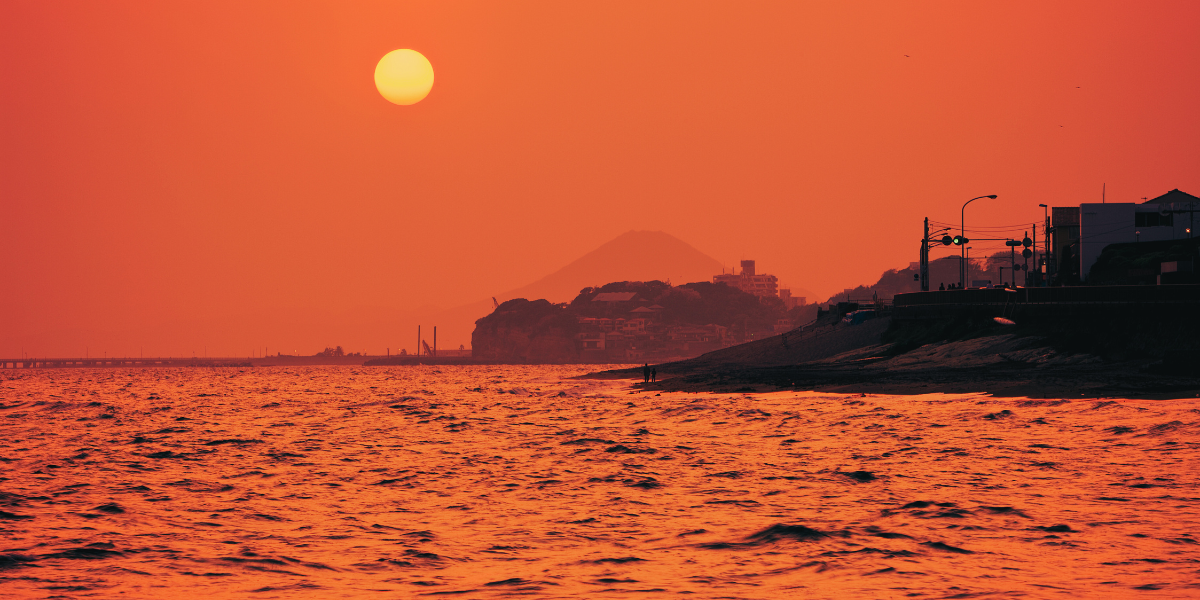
[2,365,1199,599]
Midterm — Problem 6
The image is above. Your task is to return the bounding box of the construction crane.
[422,340,435,357]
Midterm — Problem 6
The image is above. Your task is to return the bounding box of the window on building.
[1135,212,1173,227]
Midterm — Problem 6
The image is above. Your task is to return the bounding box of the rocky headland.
[471,280,807,363]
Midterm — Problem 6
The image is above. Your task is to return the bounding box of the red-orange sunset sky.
[3,1,1199,357]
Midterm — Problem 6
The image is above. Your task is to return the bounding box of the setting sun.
[374,48,433,105]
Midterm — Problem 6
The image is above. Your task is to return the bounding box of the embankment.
[586,287,1200,398]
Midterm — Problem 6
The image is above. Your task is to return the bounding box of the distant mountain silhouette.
[503,230,723,303]
[426,231,723,346]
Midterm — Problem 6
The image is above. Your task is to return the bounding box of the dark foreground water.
[1,365,1198,599]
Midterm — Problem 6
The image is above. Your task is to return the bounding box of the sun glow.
[374,49,434,105]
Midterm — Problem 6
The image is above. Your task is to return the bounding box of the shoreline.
[617,360,1200,400]
[582,316,1200,400]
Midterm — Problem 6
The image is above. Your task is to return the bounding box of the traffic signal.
[952,235,969,245]
[1022,236,1032,247]
[1022,248,1032,258]
[941,235,953,246]
[1005,240,1022,247]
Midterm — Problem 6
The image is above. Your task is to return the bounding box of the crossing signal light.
[1022,248,1033,258]
[1022,236,1032,247]
[941,235,953,245]
[952,235,968,245]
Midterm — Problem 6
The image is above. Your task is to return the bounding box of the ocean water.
[1,365,1198,599]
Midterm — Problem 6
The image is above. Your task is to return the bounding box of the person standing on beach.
[651,367,656,382]
[643,363,650,382]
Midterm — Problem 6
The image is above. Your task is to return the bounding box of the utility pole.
[921,218,930,292]
[1031,225,1037,286]
[1010,241,1016,287]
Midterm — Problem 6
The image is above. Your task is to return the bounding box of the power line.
[929,222,1038,231]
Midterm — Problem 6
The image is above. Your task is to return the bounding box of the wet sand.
[2,366,1199,598]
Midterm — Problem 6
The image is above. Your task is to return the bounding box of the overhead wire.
[929,220,1039,228]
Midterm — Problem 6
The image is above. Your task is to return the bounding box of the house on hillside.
[628,306,656,320]
[779,288,806,309]
[666,324,728,355]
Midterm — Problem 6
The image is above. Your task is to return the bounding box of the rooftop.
[1143,189,1200,205]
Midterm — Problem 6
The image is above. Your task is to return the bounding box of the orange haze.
[2,1,1198,356]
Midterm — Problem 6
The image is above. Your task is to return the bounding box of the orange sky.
[2,1,1198,357]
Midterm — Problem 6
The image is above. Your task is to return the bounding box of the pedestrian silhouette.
[651,367,656,382]
[643,363,650,383]
[939,283,945,291]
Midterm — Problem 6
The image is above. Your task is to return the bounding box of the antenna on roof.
[1102,182,1106,204]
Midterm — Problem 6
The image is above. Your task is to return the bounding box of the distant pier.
[0,357,254,369]
[0,353,483,369]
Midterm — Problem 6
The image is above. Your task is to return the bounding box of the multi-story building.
[713,260,780,298]
[575,310,732,362]
[778,288,806,310]
[1073,189,1199,281]
[1050,206,1080,281]
[1048,189,1199,282]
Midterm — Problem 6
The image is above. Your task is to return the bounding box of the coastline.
[583,316,1200,399]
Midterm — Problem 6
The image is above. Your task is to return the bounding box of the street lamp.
[961,195,999,288]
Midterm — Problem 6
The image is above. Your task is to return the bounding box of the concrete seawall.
[890,284,1200,365]
[894,284,1200,321]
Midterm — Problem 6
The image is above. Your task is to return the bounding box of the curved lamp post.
[961,195,999,287]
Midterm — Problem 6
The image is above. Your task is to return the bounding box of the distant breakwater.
[0,357,253,370]
[4,355,375,370]
[362,356,630,366]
